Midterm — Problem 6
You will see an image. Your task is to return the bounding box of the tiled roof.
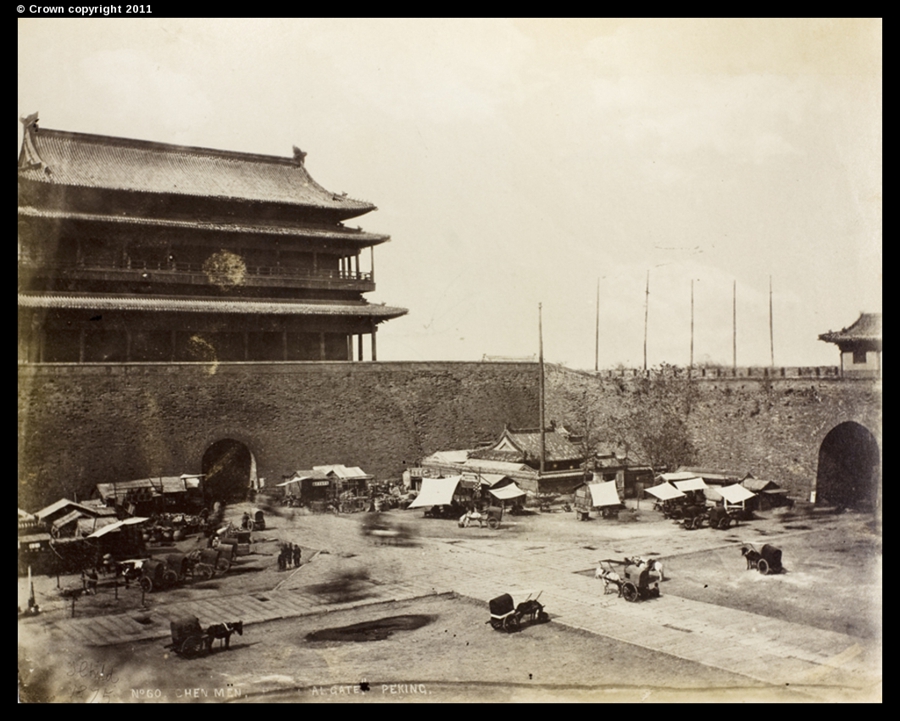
[18,126,375,218]
[468,429,583,463]
[18,293,409,320]
[18,206,390,246]
[818,313,882,344]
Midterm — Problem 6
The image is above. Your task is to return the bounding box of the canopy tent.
[586,481,621,508]
[673,477,709,492]
[489,482,526,501]
[407,477,461,509]
[717,484,757,505]
[644,483,686,501]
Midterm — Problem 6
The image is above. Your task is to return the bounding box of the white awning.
[407,477,461,509]
[673,477,708,492]
[86,516,149,538]
[587,481,621,507]
[717,484,757,504]
[644,483,686,501]
[489,483,526,501]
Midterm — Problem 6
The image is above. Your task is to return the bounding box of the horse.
[594,566,622,595]
[206,621,243,650]
[740,544,760,569]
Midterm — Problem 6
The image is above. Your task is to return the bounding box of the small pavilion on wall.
[818,313,881,378]
[17,113,407,363]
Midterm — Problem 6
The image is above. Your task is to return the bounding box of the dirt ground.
[18,502,882,703]
[19,593,780,703]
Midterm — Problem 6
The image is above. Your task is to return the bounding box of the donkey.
[206,621,243,650]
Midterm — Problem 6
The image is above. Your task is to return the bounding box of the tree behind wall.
[565,364,698,473]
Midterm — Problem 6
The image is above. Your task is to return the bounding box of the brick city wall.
[18,361,882,510]
[17,361,540,510]
[545,365,882,498]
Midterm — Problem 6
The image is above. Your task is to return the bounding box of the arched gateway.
[815,421,880,510]
[202,439,257,502]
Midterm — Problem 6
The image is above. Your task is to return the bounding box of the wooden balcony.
[19,258,376,292]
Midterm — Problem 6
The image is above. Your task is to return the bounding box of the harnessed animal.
[206,621,243,649]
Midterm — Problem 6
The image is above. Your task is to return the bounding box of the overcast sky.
[18,18,882,369]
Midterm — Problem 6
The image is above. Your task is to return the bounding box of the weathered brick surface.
[545,365,882,497]
[17,361,881,510]
[17,362,539,510]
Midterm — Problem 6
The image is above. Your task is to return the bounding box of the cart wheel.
[537,610,550,624]
[245,520,255,532]
[505,615,520,633]
[163,569,179,587]
[720,517,731,530]
[180,636,204,658]
[683,518,694,530]
[216,557,231,573]
[488,517,500,530]
[140,576,154,593]
[757,559,770,575]
[622,582,639,603]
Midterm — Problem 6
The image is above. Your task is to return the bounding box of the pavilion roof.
[17,206,390,246]
[818,313,882,345]
[18,123,375,219]
[18,293,409,320]
[469,426,584,464]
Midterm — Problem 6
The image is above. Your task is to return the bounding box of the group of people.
[278,543,302,571]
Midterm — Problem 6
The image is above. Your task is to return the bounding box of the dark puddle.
[306,614,435,643]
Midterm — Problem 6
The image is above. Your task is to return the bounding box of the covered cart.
[168,616,243,658]
[488,590,549,632]
[595,558,662,602]
[741,543,783,575]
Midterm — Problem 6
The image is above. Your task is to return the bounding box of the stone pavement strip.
[48,583,433,649]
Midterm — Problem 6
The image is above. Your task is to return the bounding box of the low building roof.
[95,476,196,503]
[18,123,375,219]
[35,498,103,521]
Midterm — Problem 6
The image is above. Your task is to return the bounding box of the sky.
[17,18,882,369]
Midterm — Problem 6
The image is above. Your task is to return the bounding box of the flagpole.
[769,276,775,367]
[594,279,600,372]
[539,303,546,477]
[643,270,649,373]
[732,280,737,372]
[689,279,694,378]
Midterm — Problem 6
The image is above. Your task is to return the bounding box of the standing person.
[292,544,301,568]
[277,544,286,571]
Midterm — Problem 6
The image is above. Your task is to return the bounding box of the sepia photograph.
[17,17,881,703]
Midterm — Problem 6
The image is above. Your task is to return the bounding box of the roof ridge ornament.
[292,145,307,165]
[19,111,48,172]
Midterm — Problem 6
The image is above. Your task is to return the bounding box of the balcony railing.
[20,257,373,284]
